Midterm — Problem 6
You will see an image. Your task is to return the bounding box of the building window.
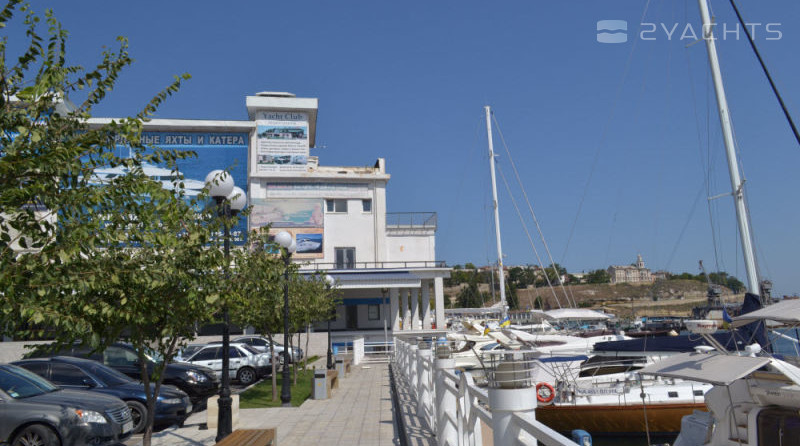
[326,199,347,213]
[335,247,355,269]
[362,199,372,213]
[368,304,380,320]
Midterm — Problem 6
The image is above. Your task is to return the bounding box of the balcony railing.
[297,260,447,270]
[386,212,437,230]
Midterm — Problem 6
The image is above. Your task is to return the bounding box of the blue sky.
[12,1,800,295]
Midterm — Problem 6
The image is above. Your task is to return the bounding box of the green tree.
[228,230,285,400]
[0,4,218,444]
[585,269,611,284]
[726,276,745,293]
[505,282,519,310]
[456,277,485,308]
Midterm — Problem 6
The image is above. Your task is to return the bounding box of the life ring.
[536,382,555,404]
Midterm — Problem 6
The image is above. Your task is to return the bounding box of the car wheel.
[11,424,60,446]
[237,367,257,385]
[126,400,148,434]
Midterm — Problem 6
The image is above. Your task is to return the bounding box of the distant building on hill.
[607,254,654,284]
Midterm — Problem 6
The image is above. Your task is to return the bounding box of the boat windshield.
[0,365,59,398]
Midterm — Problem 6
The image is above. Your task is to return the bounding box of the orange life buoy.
[536,382,555,404]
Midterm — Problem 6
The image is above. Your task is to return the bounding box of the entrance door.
[346,305,358,329]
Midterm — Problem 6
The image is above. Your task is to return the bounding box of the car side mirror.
[82,378,96,388]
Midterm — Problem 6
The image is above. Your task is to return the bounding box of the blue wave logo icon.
[597,20,628,43]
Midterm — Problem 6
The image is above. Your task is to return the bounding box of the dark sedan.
[14,357,192,434]
[27,342,219,407]
[0,364,134,445]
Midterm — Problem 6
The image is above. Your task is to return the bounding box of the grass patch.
[239,356,321,408]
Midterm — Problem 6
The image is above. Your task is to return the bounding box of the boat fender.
[536,382,555,404]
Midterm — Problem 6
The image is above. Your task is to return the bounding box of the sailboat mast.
[485,106,508,318]
[697,0,760,295]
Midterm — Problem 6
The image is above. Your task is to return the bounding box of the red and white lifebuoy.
[536,382,555,404]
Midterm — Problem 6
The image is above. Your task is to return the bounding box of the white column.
[410,288,420,330]
[401,289,410,331]
[435,356,458,445]
[434,277,445,330]
[421,280,432,329]
[488,373,537,446]
[390,288,400,331]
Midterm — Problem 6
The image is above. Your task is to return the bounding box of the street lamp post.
[205,170,246,442]
[275,231,296,407]
[325,274,335,370]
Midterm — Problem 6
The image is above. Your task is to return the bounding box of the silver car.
[233,336,304,363]
[180,343,270,386]
[0,364,134,445]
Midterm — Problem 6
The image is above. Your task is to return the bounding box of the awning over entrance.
[306,270,422,289]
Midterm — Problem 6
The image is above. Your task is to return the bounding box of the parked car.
[26,342,219,407]
[233,335,304,363]
[14,356,192,434]
[0,364,134,445]
[180,343,270,385]
[175,344,205,362]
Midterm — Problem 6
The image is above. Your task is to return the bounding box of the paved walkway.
[129,362,398,445]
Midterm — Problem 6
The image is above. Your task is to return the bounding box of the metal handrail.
[297,260,447,270]
[394,338,580,446]
[386,212,438,229]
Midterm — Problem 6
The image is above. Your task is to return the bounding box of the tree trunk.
[303,324,311,371]
[267,333,277,401]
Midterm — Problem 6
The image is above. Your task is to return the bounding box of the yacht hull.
[536,402,706,436]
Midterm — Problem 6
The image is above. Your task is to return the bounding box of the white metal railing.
[394,337,580,446]
[332,338,394,363]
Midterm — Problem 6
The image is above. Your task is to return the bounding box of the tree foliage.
[585,269,611,284]
[0,3,224,444]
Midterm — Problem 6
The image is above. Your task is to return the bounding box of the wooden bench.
[216,428,275,446]
[325,369,339,398]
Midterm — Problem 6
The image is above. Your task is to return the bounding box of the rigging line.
[561,0,653,265]
[491,113,574,307]
[728,0,800,147]
[495,162,564,309]
[665,179,707,271]
[684,19,725,277]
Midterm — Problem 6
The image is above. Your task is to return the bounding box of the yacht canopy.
[638,352,771,385]
[732,299,800,328]
[545,309,611,321]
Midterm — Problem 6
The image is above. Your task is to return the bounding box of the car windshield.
[241,345,261,355]
[85,362,134,387]
[179,345,202,358]
[0,365,59,398]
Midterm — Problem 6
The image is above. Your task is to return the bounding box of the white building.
[607,254,654,285]
[90,91,450,340]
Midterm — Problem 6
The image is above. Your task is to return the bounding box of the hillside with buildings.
[445,280,743,318]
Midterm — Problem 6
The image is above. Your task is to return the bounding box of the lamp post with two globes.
[324,274,336,370]
[204,170,246,442]
[274,230,296,407]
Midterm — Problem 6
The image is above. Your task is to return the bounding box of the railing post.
[417,343,432,425]
[459,372,482,446]
[399,339,407,377]
[408,341,419,388]
[435,356,458,446]
[488,354,537,446]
